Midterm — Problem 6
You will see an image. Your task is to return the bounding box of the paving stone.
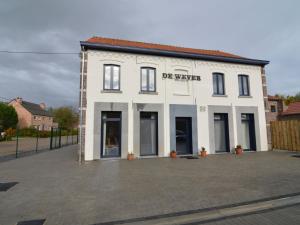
[0,146,299,224]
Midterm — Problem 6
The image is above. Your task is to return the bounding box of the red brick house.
[9,97,57,131]
[267,95,287,121]
[280,101,300,120]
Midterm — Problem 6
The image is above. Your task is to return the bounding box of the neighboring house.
[267,95,286,121]
[9,97,57,131]
[79,36,270,160]
[267,95,299,121]
[279,101,300,120]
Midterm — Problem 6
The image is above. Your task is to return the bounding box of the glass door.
[101,112,121,158]
[140,112,158,156]
[241,114,256,151]
[214,113,229,153]
[175,117,192,155]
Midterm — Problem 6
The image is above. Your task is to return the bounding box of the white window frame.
[103,64,120,91]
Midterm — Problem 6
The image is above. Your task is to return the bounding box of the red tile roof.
[281,101,300,116]
[268,95,283,101]
[86,36,244,59]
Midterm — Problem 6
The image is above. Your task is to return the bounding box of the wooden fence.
[271,120,300,151]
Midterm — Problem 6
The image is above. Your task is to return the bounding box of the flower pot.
[170,151,177,159]
[127,153,135,160]
[235,148,243,155]
[200,150,207,157]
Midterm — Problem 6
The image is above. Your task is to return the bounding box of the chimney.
[39,103,46,110]
[16,97,23,104]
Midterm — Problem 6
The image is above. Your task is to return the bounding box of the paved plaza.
[0,145,300,224]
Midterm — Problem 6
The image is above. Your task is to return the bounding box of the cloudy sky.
[0,0,299,107]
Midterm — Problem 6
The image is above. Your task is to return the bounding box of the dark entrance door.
[140,112,158,156]
[175,117,192,155]
[101,112,121,158]
[241,114,256,151]
[214,113,230,153]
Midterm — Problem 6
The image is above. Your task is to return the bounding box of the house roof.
[268,95,283,101]
[21,101,52,117]
[80,36,269,66]
[281,101,300,116]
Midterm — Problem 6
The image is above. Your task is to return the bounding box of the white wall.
[84,50,268,160]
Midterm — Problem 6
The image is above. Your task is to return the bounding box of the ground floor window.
[214,113,230,153]
[101,112,121,158]
[140,112,158,156]
[175,117,192,155]
[241,113,256,151]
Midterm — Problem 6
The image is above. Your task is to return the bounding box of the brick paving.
[0,146,299,225]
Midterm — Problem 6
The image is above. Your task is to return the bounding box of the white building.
[79,37,270,160]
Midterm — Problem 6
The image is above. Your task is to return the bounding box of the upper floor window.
[104,64,120,90]
[213,73,225,95]
[141,67,156,92]
[271,105,276,112]
[238,75,250,96]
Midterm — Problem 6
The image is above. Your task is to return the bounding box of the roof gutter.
[80,41,269,66]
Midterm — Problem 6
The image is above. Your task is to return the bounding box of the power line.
[0,50,79,55]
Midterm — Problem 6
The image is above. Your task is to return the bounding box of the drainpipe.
[79,50,85,164]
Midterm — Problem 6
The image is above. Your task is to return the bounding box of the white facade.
[81,48,268,160]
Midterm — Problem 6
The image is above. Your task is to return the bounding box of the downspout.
[79,49,85,164]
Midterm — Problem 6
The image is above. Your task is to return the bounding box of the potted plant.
[235,145,243,155]
[127,152,135,160]
[200,147,207,157]
[170,150,177,158]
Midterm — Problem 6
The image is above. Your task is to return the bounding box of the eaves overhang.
[80,41,269,66]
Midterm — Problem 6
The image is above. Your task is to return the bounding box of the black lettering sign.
[174,74,181,79]
[162,73,201,81]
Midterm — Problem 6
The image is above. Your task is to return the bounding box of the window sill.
[173,93,190,96]
[212,94,227,97]
[238,95,252,98]
[139,91,158,95]
[101,90,123,94]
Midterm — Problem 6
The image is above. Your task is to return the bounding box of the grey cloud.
[0,0,299,107]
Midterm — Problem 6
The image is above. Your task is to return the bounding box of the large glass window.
[101,112,121,158]
[104,65,120,90]
[238,75,250,96]
[241,113,256,151]
[214,113,229,153]
[140,112,158,156]
[141,67,156,92]
[213,73,225,95]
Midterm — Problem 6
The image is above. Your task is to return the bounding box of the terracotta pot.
[235,148,243,155]
[127,153,135,160]
[170,151,177,158]
[200,150,207,157]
